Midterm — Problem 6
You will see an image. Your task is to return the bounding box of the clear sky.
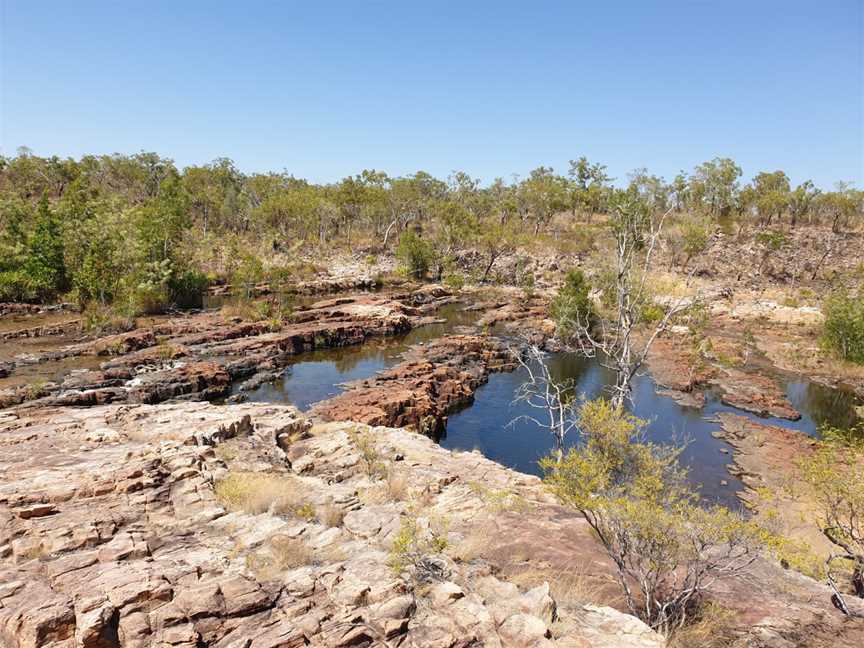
[1,1,862,188]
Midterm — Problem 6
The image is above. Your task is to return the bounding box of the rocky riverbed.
[2,401,863,648]
[2,280,864,647]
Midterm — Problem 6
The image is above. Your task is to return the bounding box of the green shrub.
[388,515,449,577]
[822,290,864,364]
[551,268,593,340]
[641,302,666,324]
[443,272,465,290]
[231,253,265,298]
[0,270,37,302]
[679,216,711,268]
[755,229,787,251]
[396,230,435,279]
[169,269,209,309]
[81,301,136,335]
[22,195,68,300]
[132,283,171,315]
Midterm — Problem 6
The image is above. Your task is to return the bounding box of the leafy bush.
[443,272,465,290]
[0,270,37,302]
[396,230,435,279]
[679,216,712,268]
[550,268,593,340]
[231,253,265,299]
[641,302,665,324]
[169,269,209,309]
[388,515,449,578]
[541,399,763,635]
[822,290,864,364]
[81,301,136,335]
[132,283,171,315]
[795,424,864,600]
[755,229,787,251]
[23,195,68,300]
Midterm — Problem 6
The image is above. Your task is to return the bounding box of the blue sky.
[1,1,861,188]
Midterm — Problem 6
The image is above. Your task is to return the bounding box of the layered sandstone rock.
[1,401,860,647]
[0,402,666,648]
[310,334,514,436]
[0,293,442,411]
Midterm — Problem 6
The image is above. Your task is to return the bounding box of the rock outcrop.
[1,401,861,647]
[0,293,447,411]
[310,334,514,436]
[0,402,666,648]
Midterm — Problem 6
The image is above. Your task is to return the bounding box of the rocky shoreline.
[2,401,862,647]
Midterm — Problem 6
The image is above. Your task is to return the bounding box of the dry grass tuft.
[667,602,737,648]
[509,565,620,611]
[349,428,387,479]
[246,534,313,580]
[447,524,494,563]
[319,503,345,528]
[386,468,409,501]
[215,471,304,516]
[213,441,240,463]
[358,466,411,505]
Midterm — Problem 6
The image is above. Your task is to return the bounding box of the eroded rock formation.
[0,401,666,648]
[1,401,861,647]
[310,334,514,436]
[0,294,440,411]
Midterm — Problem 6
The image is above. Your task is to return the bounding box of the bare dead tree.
[509,342,579,462]
[567,196,703,408]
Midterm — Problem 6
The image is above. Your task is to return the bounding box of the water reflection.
[438,356,746,507]
[243,303,862,509]
[241,302,477,411]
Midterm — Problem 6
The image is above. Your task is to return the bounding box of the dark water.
[438,358,861,507]
[240,303,478,411]
[243,303,862,508]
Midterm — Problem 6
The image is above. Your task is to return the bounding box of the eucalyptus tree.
[568,156,612,217]
[520,166,570,234]
[788,180,819,228]
[382,171,447,246]
[690,157,742,219]
[751,170,791,226]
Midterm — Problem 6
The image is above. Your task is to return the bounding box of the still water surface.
[243,303,862,507]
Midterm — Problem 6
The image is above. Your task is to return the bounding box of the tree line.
[1,148,861,308]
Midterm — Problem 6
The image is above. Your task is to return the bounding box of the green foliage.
[132,259,173,314]
[0,149,856,313]
[641,302,665,324]
[23,195,68,299]
[550,268,593,341]
[679,215,712,267]
[542,399,763,634]
[231,253,265,299]
[70,224,123,305]
[755,229,787,251]
[690,157,742,218]
[396,229,435,279]
[442,272,465,290]
[169,269,209,309]
[821,290,864,364]
[80,301,136,335]
[388,515,449,578]
[0,270,38,302]
[795,425,864,596]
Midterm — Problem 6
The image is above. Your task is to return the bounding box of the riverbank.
[2,401,862,647]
